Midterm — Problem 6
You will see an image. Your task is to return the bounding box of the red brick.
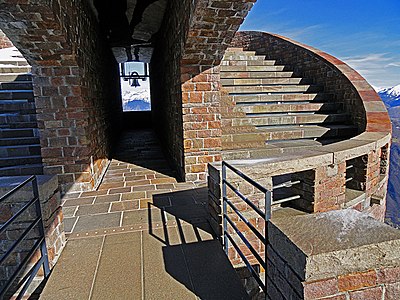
[338,270,377,292]
[349,286,382,299]
[304,278,338,299]
[377,266,400,284]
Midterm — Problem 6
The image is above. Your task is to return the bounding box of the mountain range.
[378,84,400,227]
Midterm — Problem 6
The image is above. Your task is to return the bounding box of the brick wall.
[151,0,255,182]
[0,29,13,49]
[0,0,122,193]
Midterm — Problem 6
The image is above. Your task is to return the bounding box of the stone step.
[225,84,323,94]
[221,60,275,66]
[0,60,29,66]
[232,113,349,127]
[0,113,37,125]
[0,128,37,138]
[0,122,38,129]
[260,124,358,140]
[230,93,334,103]
[223,50,257,56]
[0,144,41,157]
[0,89,34,100]
[221,77,312,86]
[0,73,32,82]
[237,102,340,114]
[220,65,287,72]
[222,140,266,150]
[0,81,33,90]
[0,136,40,146]
[0,163,43,176]
[0,101,36,114]
[222,124,358,144]
[0,65,31,74]
[221,71,295,79]
[0,155,42,167]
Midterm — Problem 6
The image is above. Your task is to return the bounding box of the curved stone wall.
[215,31,392,222]
[231,31,392,135]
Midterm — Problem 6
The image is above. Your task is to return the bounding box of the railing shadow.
[147,188,250,300]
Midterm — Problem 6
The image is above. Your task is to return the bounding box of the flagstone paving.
[40,129,249,299]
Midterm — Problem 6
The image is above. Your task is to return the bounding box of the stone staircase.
[0,58,43,176]
[220,48,358,157]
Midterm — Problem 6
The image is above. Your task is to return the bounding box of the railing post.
[222,162,228,256]
[32,176,50,277]
[264,189,272,300]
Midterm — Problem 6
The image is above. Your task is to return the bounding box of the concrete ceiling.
[90,0,167,63]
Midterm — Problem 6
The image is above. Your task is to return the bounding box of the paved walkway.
[40,129,249,300]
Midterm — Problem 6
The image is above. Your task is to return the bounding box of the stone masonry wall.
[232,32,392,135]
[0,0,122,193]
[268,210,400,299]
[152,0,255,182]
[0,29,13,49]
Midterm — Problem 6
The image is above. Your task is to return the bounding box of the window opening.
[120,62,151,111]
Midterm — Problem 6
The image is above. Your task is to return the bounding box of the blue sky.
[240,0,400,89]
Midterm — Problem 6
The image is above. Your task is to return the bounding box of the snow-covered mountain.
[378,84,400,108]
[120,80,151,111]
[377,84,400,226]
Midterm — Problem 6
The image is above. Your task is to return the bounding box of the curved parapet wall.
[231,31,392,135]
[212,31,392,223]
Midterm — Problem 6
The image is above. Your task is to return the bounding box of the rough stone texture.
[0,29,13,49]
[0,0,122,193]
[267,209,400,299]
[151,0,255,182]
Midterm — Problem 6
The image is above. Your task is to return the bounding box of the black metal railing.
[222,161,301,295]
[0,176,50,299]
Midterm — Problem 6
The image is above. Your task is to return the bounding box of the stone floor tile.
[80,189,108,197]
[110,200,139,212]
[63,197,94,207]
[108,187,131,194]
[120,191,146,201]
[94,194,120,204]
[142,228,197,300]
[73,212,121,232]
[90,232,142,300]
[39,236,104,300]
[75,203,111,216]
[132,184,156,192]
[63,217,77,233]
[62,206,77,218]
[122,209,163,226]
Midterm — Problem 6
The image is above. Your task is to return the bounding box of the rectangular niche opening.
[345,155,368,205]
[379,144,389,179]
[272,170,315,213]
[120,62,151,112]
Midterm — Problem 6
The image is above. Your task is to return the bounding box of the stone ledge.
[269,209,400,282]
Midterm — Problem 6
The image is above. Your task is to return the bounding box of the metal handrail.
[222,161,303,297]
[0,176,50,299]
[222,161,271,295]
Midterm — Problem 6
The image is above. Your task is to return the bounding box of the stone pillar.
[267,209,400,299]
[314,163,346,212]
[182,65,222,182]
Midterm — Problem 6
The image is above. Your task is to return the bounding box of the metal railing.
[222,161,301,294]
[0,176,50,300]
